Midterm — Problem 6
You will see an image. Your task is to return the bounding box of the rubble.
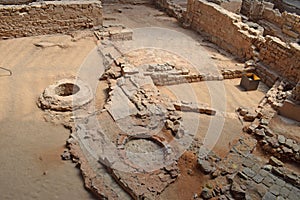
[198,159,214,174]
[241,81,300,164]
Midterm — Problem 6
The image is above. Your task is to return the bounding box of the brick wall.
[262,8,300,39]
[256,36,300,85]
[292,81,300,102]
[154,0,186,21]
[0,1,103,38]
[186,0,260,59]
[183,0,300,85]
[241,0,300,40]
[0,0,33,4]
[265,0,300,15]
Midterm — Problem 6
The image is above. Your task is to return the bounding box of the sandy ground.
[158,76,267,158]
[0,34,98,200]
[0,3,269,200]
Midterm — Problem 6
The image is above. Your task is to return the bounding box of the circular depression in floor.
[119,135,171,170]
[125,138,163,154]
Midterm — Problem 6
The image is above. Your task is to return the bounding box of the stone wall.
[183,0,300,85]
[292,81,300,102]
[266,0,300,15]
[207,0,243,13]
[242,0,300,18]
[256,36,300,84]
[0,0,34,4]
[262,7,300,39]
[186,0,262,59]
[255,62,280,87]
[241,0,274,20]
[154,0,186,21]
[0,1,103,38]
[241,0,300,41]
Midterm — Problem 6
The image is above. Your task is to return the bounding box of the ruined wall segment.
[241,0,300,41]
[266,0,300,15]
[186,0,262,59]
[292,81,300,102]
[0,1,103,38]
[0,0,34,4]
[207,0,243,14]
[256,36,300,85]
[183,0,300,85]
[262,8,300,40]
[154,0,187,21]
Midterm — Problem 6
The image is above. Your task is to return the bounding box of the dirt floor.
[0,3,279,200]
[0,35,98,199]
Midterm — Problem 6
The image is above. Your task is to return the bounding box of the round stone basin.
[38,78,93,111]
[55,83,80,96]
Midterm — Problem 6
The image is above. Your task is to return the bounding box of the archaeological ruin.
[0,0,299,199]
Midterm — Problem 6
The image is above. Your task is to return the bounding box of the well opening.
[55,83,80,97]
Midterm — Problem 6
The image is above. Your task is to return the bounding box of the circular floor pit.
[119,135,171,171]
[125,138,163,154]
[38,78,93,111]
[55,83,80,96]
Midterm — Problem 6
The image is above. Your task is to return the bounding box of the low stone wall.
[242,81,300,163]
[0,1,103,38]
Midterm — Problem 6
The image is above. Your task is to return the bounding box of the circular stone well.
[55,83,80,96]
[38,79,93,111]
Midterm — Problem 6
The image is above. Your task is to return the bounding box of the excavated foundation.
[4,0,299,200]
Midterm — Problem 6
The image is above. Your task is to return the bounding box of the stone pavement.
[198,136,300,200]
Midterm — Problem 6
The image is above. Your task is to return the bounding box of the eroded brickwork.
[184,0,300,85]
[185,0,258,59]
[292,81,300,102]
[256,36,300,85]
[241,0,300,41]
[0,1,103,38]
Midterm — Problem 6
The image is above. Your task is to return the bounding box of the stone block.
[269,156,284,167]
